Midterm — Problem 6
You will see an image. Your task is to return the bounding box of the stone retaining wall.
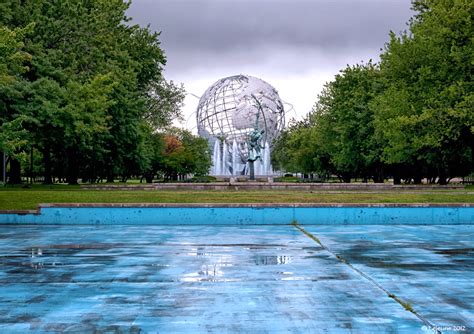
[80,182,465,191]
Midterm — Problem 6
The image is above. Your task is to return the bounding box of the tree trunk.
[342,174,351,183]
[106,168,114,183]
[437,165,448,185]
[438,176,447,185]
[66,149,78,185]
[29,147,34,184]
[372,175,384,183]
[43,148,53,184]
[9,159,22,184]
[393,176,401,185]
[0,151,4,183]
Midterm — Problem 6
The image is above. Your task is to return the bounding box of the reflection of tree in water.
[254,255,292,265]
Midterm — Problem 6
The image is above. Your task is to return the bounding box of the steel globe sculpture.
[197,74,285,176]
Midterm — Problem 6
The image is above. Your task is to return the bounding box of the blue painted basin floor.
[0,224,472,333]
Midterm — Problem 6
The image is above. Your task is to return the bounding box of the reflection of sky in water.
[181,251,234,282]
[254,255,291,266]
[28,247,62,270]
[181,246,293,282]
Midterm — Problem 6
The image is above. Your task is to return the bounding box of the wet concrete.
[0,225,472,333]
[303,225,474,332]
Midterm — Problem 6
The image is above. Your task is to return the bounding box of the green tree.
[144,79,185,128]
[374,0,473,183]
[0,24,32,182]
[271,120,322,176]
[159,129,211,181]
[1,0,180,184]
[140,128,166,183]
[271,128,294,172]
[179,130,212,177]
[274,0,473,184]
[316,63,386,182]
[281,63,386,182]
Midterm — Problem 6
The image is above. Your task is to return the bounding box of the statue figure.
[247,94,265,180]
[247,126,264,163]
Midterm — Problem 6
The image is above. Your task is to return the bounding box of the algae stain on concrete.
[291,221,440,333]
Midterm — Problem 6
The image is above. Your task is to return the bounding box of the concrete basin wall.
[0,204,473,225]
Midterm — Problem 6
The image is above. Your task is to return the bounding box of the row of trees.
[0,0,211,184]
[272,0,473,184]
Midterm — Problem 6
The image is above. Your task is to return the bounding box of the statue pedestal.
[249,161,255,181]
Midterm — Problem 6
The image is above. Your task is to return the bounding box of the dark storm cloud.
[128,0,413,63]
[127,0,414,122]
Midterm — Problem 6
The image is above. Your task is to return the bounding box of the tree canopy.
[0,0,209,184]
[273,0,473,183]
[0,24,32,160]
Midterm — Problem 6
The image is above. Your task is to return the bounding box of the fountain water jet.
[263,142,271,175]
[211,139,273,176]
[232,140,239,175]
[212,140,222,175]
[222,141,229,175]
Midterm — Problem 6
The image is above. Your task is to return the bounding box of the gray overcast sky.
[128,0,414,131]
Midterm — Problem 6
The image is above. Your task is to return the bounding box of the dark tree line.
[272,0,473,184]
[0,0,211,184]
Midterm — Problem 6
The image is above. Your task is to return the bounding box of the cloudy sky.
[128,0,414,132]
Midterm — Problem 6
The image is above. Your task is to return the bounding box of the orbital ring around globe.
[196,75,285,176]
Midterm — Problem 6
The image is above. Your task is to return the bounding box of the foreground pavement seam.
[292,221,443,334]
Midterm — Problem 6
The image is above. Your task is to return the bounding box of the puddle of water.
[253,255,292,265]
[353,317,394,324]
[434,248,474,256]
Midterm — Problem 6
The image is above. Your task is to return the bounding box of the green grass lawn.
[0,184,472,210]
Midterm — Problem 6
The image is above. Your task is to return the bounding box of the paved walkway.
[0,225,472,333]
